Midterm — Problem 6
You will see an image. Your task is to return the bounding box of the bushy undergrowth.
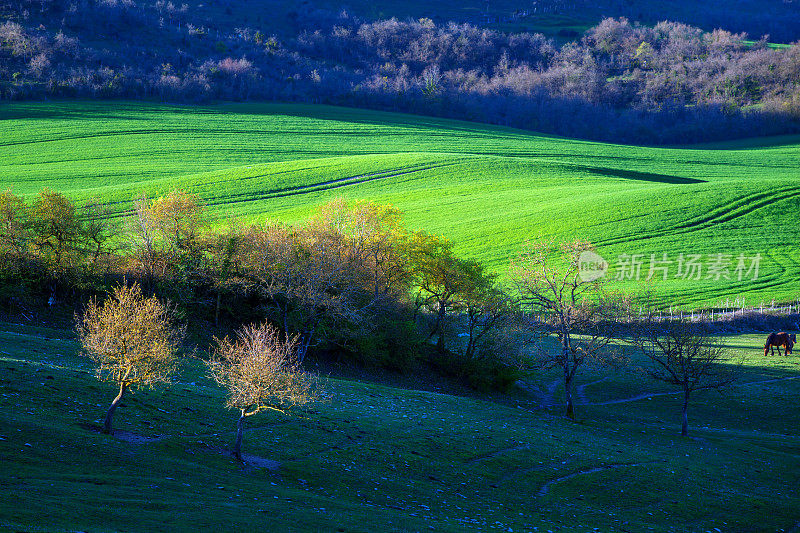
[429,350,523,393]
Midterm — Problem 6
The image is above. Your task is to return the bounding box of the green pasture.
[1,101,799,307]
[1,323,799,532]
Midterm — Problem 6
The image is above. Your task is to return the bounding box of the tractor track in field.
[656,247,800,305]
[0,127,441,149]
[529,375,800,408]
[99,162,454,219]
[594,186,800,248]
[204,162,451,207]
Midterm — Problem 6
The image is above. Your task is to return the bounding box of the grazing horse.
[764,332,796,356]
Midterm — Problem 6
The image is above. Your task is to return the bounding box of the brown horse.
[764,332,796,356]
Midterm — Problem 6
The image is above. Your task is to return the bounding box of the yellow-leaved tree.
[78,283,185,434]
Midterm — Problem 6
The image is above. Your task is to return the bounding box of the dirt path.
[240,453,280,471]
[517,378,563,407]
[587,375,800,406]
[465,444,532,465]
[529,375,800,408]
[577,377,608,404]
[537,462,656,496]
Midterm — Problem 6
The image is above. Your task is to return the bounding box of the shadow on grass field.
[1,324,800,531]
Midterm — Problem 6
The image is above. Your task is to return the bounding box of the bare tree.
[463,281,513,361]
[310,198,409,302]
[78,283,185,434]
[236,219,365,362]
[510,240,624,419]
[126,194,158,283]
[80,201,117,270]
[630,315,737,436]
[147,188,207,256]
[205,225,242,326]
[206,321,321,461]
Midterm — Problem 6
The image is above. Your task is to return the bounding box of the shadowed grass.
[1,323,800,531]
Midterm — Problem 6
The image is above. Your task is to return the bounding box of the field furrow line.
[202,162,457,207]
[595,186,800,248]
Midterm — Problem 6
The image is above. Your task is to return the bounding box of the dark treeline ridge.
[1,1,800,143]
[0,188,521,391]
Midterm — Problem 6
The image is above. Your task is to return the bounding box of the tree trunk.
[432,301,447,353]
[562,338,575,419]
[103,381,127,434]
[564,369,575,420]
[298,327,314,363]
[465,332,476,360]
[233,409,246,461]
[681,389,690,437]
[214,290,222,326]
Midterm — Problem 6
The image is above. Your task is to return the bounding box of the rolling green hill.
[2,100,799,308]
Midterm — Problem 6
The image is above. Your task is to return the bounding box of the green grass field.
[2,322,799,532]
[2,101,800,308]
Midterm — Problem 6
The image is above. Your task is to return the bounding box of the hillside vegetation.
[2,101,799,308]
[2,1,800,143]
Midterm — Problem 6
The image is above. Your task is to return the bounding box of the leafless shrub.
[630,314,738,436]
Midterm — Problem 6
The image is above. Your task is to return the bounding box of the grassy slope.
[1,101,800,307]
[1,324,800,532]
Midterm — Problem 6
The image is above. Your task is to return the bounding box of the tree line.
[2,187,739,452]
[0,188,519,383]
[1,1,800,143]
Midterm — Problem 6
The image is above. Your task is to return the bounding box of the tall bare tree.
[126,189,207,283]
[78,283,185,434]
[80,201,117,272]
[630,315,738,436]
[462,280,513,361]
[310,198,410,302]
[236,219,366,362]
[147,188,207,256]
[205,225,243,326]
[206,321,321,461]
[510,240,624,419]
[127,194,159,283]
